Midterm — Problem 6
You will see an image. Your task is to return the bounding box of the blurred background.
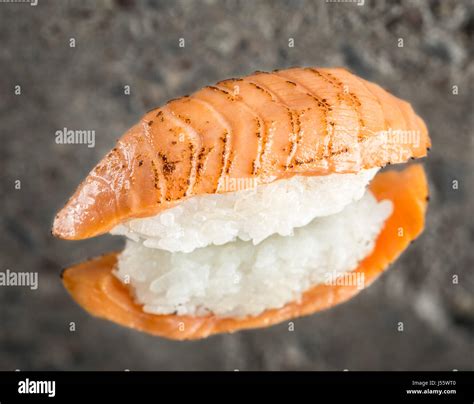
[1,0,473,370]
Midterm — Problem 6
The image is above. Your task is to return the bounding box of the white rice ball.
[114,190,393,318]
[111,168,379,253]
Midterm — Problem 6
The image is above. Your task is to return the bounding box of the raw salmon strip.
[61,165,429,340]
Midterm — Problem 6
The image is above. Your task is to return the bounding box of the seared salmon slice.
[53,67,430,241]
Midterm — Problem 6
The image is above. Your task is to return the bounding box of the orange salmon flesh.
[62,165,429,340]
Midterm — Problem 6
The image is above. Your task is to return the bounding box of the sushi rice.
[111,168,380,253]
[113,169,393,318]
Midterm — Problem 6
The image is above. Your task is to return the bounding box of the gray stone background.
[1,0,473,370]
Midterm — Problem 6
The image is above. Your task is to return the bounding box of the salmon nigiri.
[54,67,430,340]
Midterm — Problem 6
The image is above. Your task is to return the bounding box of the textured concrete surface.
[0,0,473,370]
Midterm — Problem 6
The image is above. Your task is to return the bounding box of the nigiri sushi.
[54,67,430,340]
